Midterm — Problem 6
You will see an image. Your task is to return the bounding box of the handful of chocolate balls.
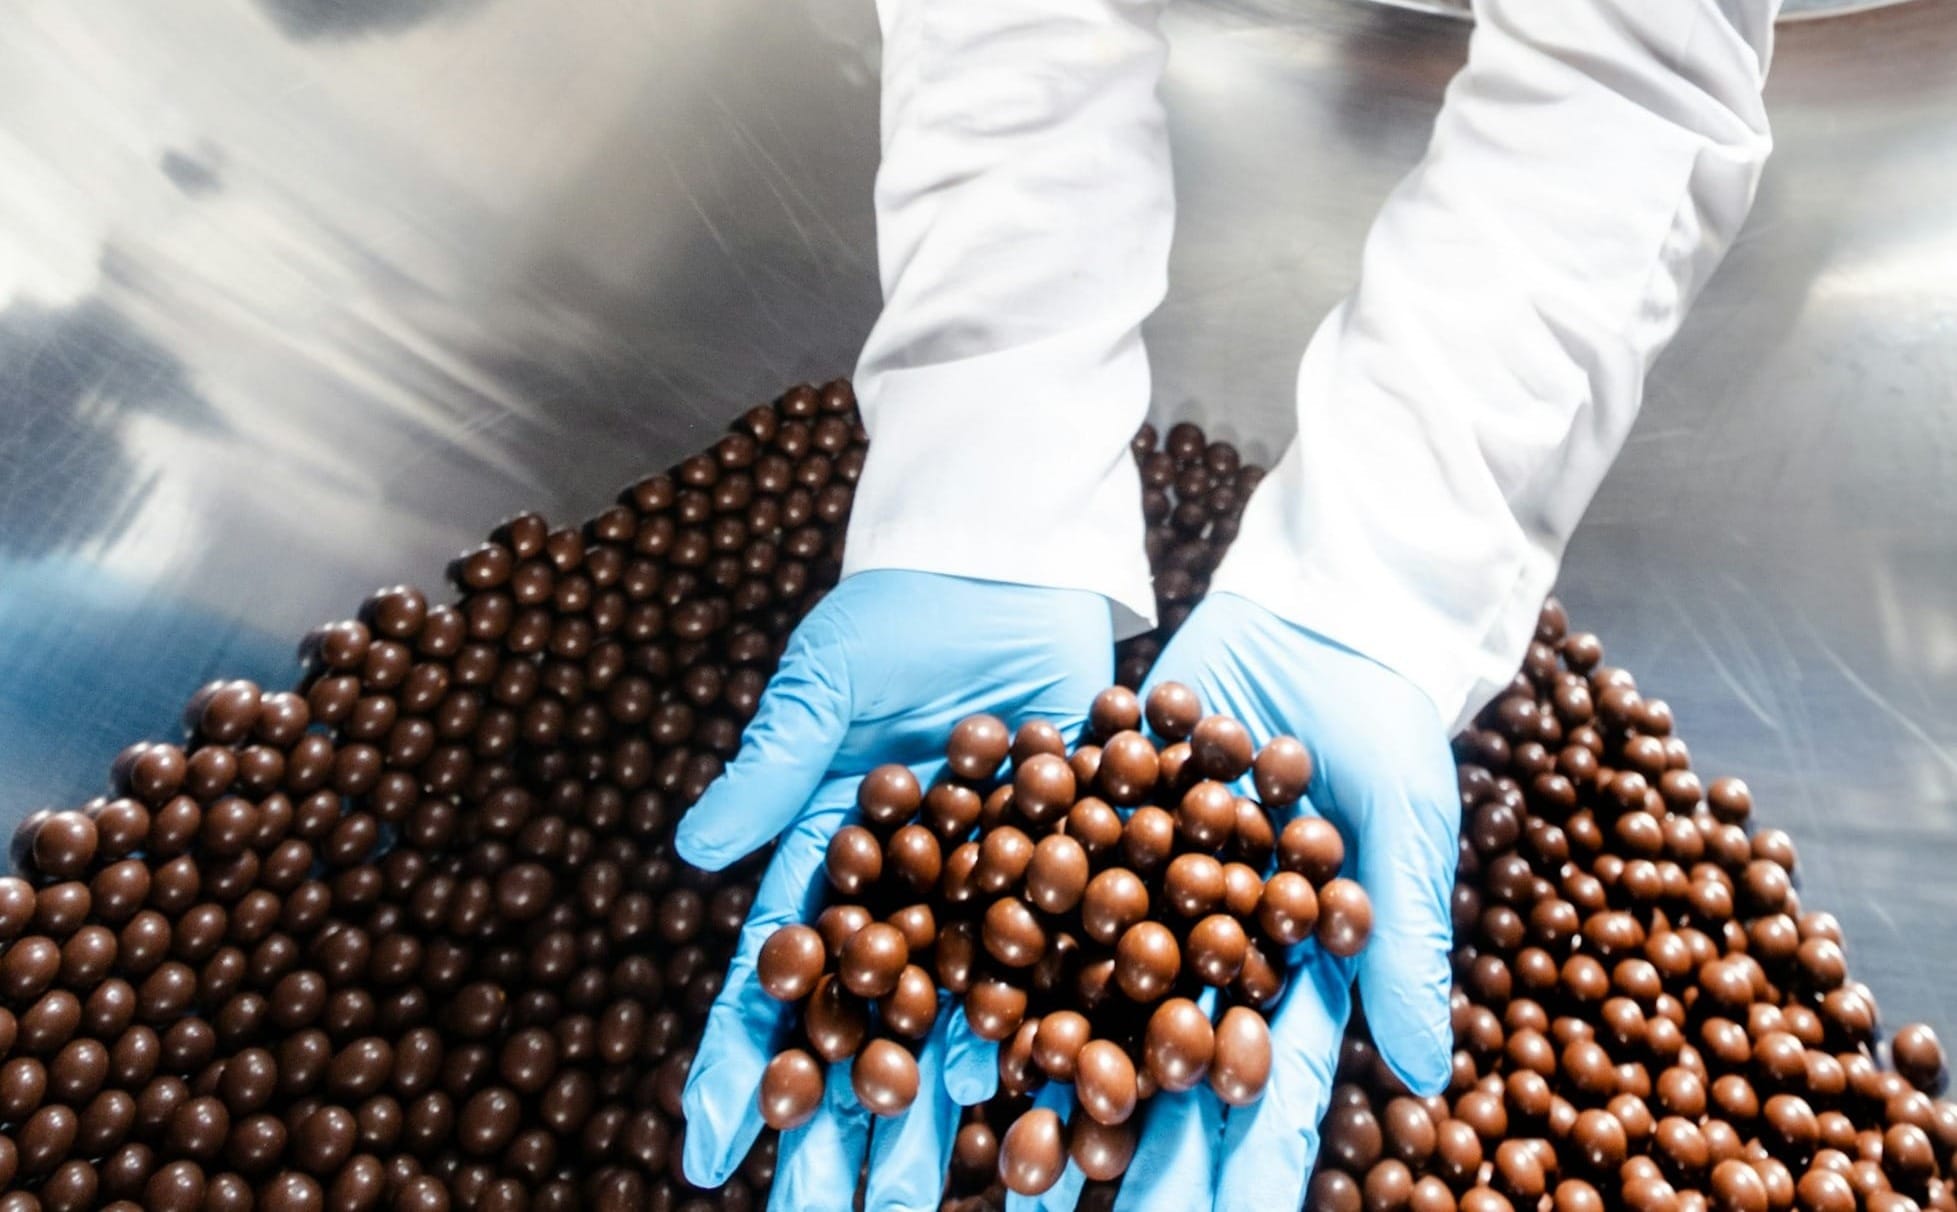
[755,682,1375,1195]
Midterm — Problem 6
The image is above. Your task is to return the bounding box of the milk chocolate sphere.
[1075,1041,1139,1126]
[758,926,826,1003]
[850,1040,919,1118]
[1210,1007,1273,1107]
[947,716,1012,782]
[1000,1109,1066,1196]
[1144,999,1216,1095]
[837,923,908,1000]
[1144,683,1202,742]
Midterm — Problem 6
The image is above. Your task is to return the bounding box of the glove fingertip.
[674,773,781,871]
[1358,955,1453,1099]
[1368,1003,1454,1098]
[678,1084,739,1188]
[1007,1161,1086,1212]
[672,822,731,872]
[943,1012,1000,1106]
[1114,1086,1222,1212]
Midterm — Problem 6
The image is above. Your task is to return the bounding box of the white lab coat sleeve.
[840,0,1172,637]
[1211,0,1778,733]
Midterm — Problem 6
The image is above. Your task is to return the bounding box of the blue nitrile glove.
[674,570,1111,1210]
[1017,591,1458,1212]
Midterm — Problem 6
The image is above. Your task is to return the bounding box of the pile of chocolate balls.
[756,688,1373,1196]
[0,378,1947,1212]
[1302,602,1957,1212]
[0,381,878,1211]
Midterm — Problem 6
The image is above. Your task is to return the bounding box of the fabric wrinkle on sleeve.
[843,0,1177,638]
[1212,0,1779,731]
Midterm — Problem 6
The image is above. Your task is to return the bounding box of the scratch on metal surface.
[708,95,856,266]
[627,357,720,430]
[1622,426,1694,448]
[1662,583,1780,730]
[1860,893,1899,938]
[1802,615,1957,782]
[656,154,798,348]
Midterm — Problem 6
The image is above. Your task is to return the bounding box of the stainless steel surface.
[3,0,1954,1032]
[1368,0,1917,19]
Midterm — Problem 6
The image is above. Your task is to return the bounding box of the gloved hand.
[1012,591,1459,1212]
[675,570,1110,1210]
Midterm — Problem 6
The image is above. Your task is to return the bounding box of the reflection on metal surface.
[2,0,1955,1028]
[1361,0,1920,19]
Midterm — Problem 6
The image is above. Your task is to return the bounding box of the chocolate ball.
[1115,922,1180,1002]
[804,975,868,1062]
[877,965,938,1040]
[816,905,874,959]
[975,826,1035,895]
[1026,1011,1091,1084]
[1013,754,1077,827]
[1098,732,1160,806]
[760,1050,823,1130]
[1144,683,1202,742]
[1000,1108,1067,1196]
[758,925,826,1003]
[837,922,909,999]
[1894,1025,1946,1093]
[1066,798,1125,858]
[983,898,1046,969]
[1190,715,1254,781]
[1090,686,1144,738]
[1260,871,1320,946]
[1709,1158,1768,1212]
[1210,1007,1272,1106]
[947,716,1012,781]
[1144,998,1215,1094]
[1177,781,1236,851]
[1075,1039,1139,1126]
[1070,1115,1137,1184]
[1253,736,1314,808]
[923,782,983,844]
[858,764,922,829]
[30,813,98,879]
[1318,879,1374,958]
[1280,816,1346,885]
[1188,914,1250,987]
[1026,835,1090,916]
[851,1040,919,1117]
[963,979,1029,1043]
[1082,869,1150,946]
[824,826,882,897]
[1165,853,1227,920]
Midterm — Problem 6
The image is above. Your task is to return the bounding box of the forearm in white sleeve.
[1211,0,1779,732]
[841,0,1173,636]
